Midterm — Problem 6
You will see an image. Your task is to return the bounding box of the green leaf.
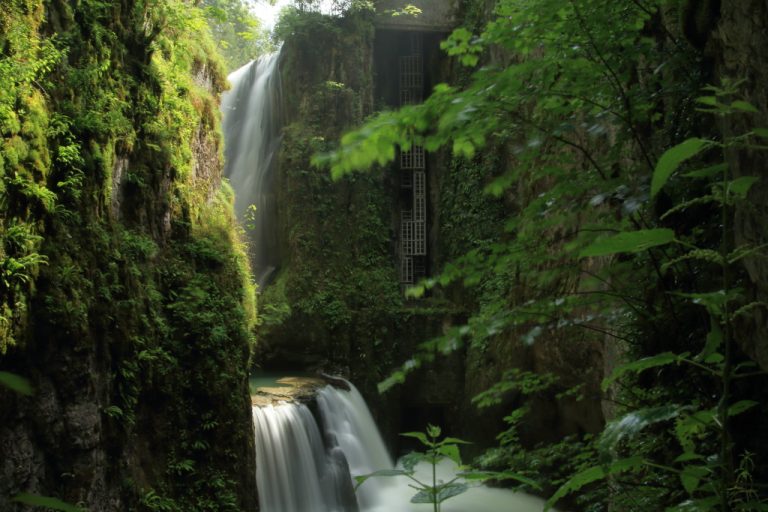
[728,400,758,417]
[682,163,727,179]
[600,405,684,452]
[753,128,768,138]
[674,452,704,463]
[0,371,33,395]
[401,431,429,445]
[666,497,720,511]
[680,465,709,494]
[730,100,759,113]
[354,469,412,489]
[675,408,717,452]
[602,352,682,391]
[12,493,83,512]
[104,405,124,418]
[546,457,644,510]
[672,290,730,316]
[703,353,724,364]
[411,482,468,504]
[695,96,718,107]
[427,424,441,438]
[437,444,462,465]
[378,369,407,394]
[400,451,426,472]
[459,470,542,489]
[652,138,710,197]
[580,229,675,258]
[695,320,722,361]
[727,176,759,199]
[441,437,471,445]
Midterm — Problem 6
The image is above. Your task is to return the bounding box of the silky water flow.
[221,53,283,287]
[251,383,552,512]
[221,52,553,512]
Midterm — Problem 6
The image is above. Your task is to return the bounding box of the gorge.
[1,0,768,511]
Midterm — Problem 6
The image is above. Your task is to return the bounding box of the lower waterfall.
[252,382,552,512]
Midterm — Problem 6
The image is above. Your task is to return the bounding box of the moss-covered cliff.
[260,9,403,387]
[0,1,257,510]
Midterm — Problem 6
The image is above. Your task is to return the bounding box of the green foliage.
[546,457,645,510]
[11,493,84,512]
[1,0,256,510]
[315,0,767,509]
[0,370,32,395]
[580,229,676,257]
[548,89,768,510]
[202,0,273,71]
[356,425,473,512]
[652,138,711,197]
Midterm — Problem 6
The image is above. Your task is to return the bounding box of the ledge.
[250,374,350,407]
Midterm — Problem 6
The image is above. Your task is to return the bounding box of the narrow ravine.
[221,53,551,509]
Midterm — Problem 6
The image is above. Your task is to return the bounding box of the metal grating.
[398,35,426,287]
[399,56,423,89]
[413,221,426,255]
[401,256,414,283]
[399,55,423,105]
[401,210,414,255]
[413,171,426,222]
[401,145,425,170]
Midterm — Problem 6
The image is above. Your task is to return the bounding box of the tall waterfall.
[252,383,552,512]
[221,53,282,286]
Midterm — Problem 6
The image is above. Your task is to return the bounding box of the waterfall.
[221,53,283,287]
[251,382,553,512]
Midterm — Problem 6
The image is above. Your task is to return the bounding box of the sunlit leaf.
[652,138,709,197]
[600,405,684,452]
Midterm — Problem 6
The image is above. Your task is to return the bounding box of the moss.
[0,0,257,510]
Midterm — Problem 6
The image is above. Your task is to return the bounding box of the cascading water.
[222,46,551,512]
[221,53,283,286]
[252,383,553,512]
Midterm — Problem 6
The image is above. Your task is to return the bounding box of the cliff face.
[0,2,257,510]
[260,10,404,392]
[713,0,768,371]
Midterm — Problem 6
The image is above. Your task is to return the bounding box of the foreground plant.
[355,424,538,512]
[547,85,768,511]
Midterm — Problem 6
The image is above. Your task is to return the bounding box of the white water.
[221,54,283,286]
[252,383,551,512]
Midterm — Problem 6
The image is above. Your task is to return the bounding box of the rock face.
[713,0,768,371]
[0,2,257,510]
[259,10,404,397]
